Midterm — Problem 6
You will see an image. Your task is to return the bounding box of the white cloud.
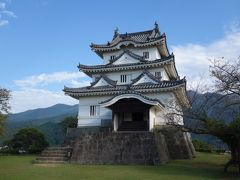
[0,19,8,26]
[15,71,88,88]
[11,71,90,113]
[10,88,78,113]
[2,10,16,18]
[70,80,90,87]
[0,1,16,27]
[225,20,240,33]
[171,23,240,89]
[0,2,6,10]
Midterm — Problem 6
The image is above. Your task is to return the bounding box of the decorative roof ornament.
[154,21,160,33]
[154,21,159,29]
[114,27,119,38]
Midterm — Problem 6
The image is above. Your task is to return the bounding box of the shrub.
[59,116,78,133]
[3,128,49,154]
[192,139,213,152]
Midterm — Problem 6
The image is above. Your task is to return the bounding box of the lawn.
[0,152,239,180]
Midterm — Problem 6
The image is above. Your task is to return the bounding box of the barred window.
[120,75,127,83]
[143,52,149,59]
[110,55,116,60]
[155,72,162,79]
[90,105,97,116]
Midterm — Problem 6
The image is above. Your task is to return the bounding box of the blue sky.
[0,0,240,113]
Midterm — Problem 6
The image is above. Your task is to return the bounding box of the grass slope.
[0,152,239,180]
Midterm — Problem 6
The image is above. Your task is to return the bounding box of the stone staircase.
[34,147,72,164]
[118,121,148,131]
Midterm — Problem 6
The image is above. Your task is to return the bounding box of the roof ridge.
[63,79,186,95]
[90,37,163,48]
[119,29,154,37]
[78,54,174,70]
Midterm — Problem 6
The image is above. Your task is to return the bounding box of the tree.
[166,57,240,173]
[210,57,240,96]
[59,116,78,133]
[210,58,240,172]
[0,87,11,135]
[6,128,49,154]
[192,139,213,152]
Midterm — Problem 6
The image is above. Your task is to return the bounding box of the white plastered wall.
[92,68,169,85]
[77,91,183,129]
[145,92,184,127]
[102,46,161,64]
[77,95,112,127]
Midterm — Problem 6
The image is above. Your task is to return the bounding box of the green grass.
[0,152,239,180]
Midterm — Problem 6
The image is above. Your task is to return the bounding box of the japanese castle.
[64,23,189,132]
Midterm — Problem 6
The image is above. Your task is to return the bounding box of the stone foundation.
[64,126,195,165]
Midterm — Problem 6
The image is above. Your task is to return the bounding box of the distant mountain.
[8,104,78,122]
[185,91,240,150]
[0,104,78,145]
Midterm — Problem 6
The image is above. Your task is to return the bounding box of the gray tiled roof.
[78,54,174,71]
[63,78,186,96]
[90,25,162,50]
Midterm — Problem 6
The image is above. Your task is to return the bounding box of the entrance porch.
[100,93,165,131]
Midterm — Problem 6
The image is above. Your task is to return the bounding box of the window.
[90,105,97,116]
[110,55,116,60]
[143,52,149,59]
[120,75,127,83]
[155,72,162,79]
[120,74,132,83]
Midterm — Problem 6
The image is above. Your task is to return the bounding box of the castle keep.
[35,23,195,165]
[64,23,189,131]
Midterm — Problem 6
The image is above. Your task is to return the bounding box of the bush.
[3,128,49,154]
[59,116,78,133]
[192,139,213,152]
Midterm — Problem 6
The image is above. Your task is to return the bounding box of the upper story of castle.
[78,23,179,82]
[90,22,169,64]
[64,23,188,107]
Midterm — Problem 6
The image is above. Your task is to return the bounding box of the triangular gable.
[90,75,117,88]
[131,71,161,85]
[112,53,140,65]
[108,49,146,65]
[92,77,112,87]
[133,74,158,85]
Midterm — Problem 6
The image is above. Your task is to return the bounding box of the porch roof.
[99,91,165,110]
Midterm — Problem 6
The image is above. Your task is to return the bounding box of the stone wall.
[155,127,195,160]
[66,127,195,165]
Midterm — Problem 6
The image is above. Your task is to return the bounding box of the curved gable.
[100,92,165,110]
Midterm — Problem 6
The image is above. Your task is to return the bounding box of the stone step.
[34,146,71,164]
